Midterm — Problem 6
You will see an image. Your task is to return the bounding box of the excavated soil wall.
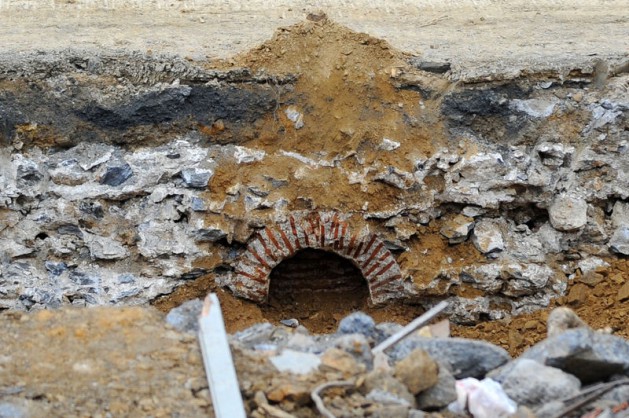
[1,18,628,345]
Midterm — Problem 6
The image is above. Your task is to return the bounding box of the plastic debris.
[449,377,517,418]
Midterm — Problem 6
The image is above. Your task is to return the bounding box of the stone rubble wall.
[0,53,628,323]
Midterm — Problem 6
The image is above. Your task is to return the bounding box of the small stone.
[380,138,400,151]
[578,271,605,286]
[617,281,629,302]
[611,201,629,228]
[165,299,203,333]
[181,168,213,189]
[566,283,589,306]
[270,350,321,375]
[362,370,416,407]
[510,98,556,118]
[394,348,439,395]
[488,358,581,407]
[338,312,376,338]
[84,233,129,260]
[333,334,374,368]
[190,197,206,212]
[44,261,67,276]
[284,106,304,129]
[415,364,457,409]
[266,383,310,406]
[279,318,299,328]
[548,195,588,231]
[320,348,364,376]
[194,227,227,243]
[234,146,265,164]
[440,215,474,244]
[547,307,589,337]
[609,226,629,255]
[472,219,505,254]
[99,162,133,187]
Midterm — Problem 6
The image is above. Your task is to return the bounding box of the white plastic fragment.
[198,294,246,418]
[449,377,517,418]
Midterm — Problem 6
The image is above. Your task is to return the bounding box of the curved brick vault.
[231,211,405,304]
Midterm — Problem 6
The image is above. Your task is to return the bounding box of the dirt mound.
[219,15,445,163]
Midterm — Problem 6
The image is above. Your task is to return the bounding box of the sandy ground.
[0,0,628,80]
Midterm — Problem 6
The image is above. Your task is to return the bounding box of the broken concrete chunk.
[440,214,474,244]
[472,219,505,254]
[548,195,587,231]
[180,168,213,189]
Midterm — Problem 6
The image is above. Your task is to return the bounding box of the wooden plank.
[198,293,246,418]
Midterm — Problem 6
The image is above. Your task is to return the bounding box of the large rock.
[521,328,629,383]
[389,337,510,378]
[394,348,439,395]
[415,363,457,409]
[548,195,587,231]
[488,358,580,407]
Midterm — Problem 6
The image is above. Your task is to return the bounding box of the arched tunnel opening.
[262,249,370,333]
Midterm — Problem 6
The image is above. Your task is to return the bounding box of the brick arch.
[230,211,404,304]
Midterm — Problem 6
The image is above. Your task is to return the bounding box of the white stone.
[284,106,304,129]
[270,350,321,375]
[549,195,588,231]
[380,138,400,151]
[472,220,504,254]
[510,98,556,118]
[612,201,629,228]
[83,232,129,260]
[233,146,266,164]
[610,226,629,255]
